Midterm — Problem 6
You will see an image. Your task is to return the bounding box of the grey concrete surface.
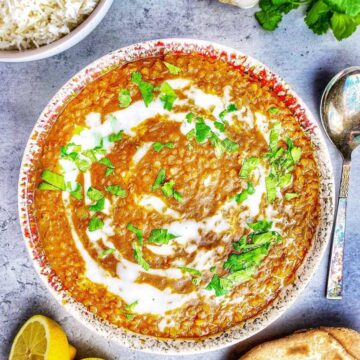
[1,0,360,359]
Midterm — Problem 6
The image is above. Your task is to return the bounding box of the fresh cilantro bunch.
[255,0,360,41]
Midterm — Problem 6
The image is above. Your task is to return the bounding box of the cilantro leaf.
[152,142,174,152]
[132,240,150,270]
[256,8,283,31]
[186,112,195,123]
[265,174,278,203]
[163,61,182,74]
[219,103,237,120]
[179,267,201,276]
[331,12,357,40]
[98,157,114,169]
[234,182,255,204]
[89,197,105,212]
[148,229,177,244]
[106,185,127,198]
[205,274,229,297]
[195,118,212,143]
[108,130,123,142]
[247,220,273,232]
[214,121,225,132]
[125,300,139,312]
[223,138,239,153]
[38,182,60,191]
[98,248,115,259]
[285,192,300,200]
[151,168,166,191]
[278,173,292,188]
[324,0,360,16]
[41,169,66,190]
[75,158,91,173]
[305,0,332,35]
[69,183,83,200]
[160,82,177,110]
[161,179,175,197]
[127,223,143,244]
[118,89,132,108]
[240,157,260,179]
[268,107,279,114]
[87,187,104,201]
[224,243,270,273]
[88,216,104,232]
[131,71,154,107]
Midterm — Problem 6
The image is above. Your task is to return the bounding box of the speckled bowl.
[18,39,335,354]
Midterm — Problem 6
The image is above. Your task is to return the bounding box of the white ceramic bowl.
[18,39,335,354]
[0,0,113,62]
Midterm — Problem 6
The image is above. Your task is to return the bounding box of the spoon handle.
[326,162,351,300]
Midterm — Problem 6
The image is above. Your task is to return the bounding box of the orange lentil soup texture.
[34,53,320,339]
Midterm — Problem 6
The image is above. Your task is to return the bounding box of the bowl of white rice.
[0,0,113,62]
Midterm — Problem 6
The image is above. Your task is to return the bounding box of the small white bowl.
[0,0,113,63]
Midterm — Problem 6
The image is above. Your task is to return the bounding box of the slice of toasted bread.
[240,328,360,360]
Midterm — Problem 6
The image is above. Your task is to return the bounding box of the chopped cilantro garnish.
[214,121,225,132]
[148,229,177,244]
[247,220,273,232]
[105,167,114,177]
[108,130,123,142]
[127,223,143,244]
[132,240,150,270]
[98,248,115,259]
[131,71,154,107]
[192,278,201,286]
[278,173,292,188]
[285,192,300,200]
[186,128,195,140]
[291,147,302,164]
[240,157,260,179]
[98,157,114,168]
[38,182,59,191]
[75,158,91,173]
[125,300,139,312]
[205,274,229,297]
[234,182,255,204]
[265,174,277,203]
[160,82,177,110]
[163,61,181,74]
[269,126,280,153]
[88,216,104,232]
[210,266,216,273]
[222,138,239,153]
[60,143,81,160]
[173,190,183,203]
[161,179,175,197]
[179,267,201,276]
[41,169,66,190]
[118,89,132,108]
[268,107,279,114]
[87,187,104,201]
[152,142,174,152]
[106,185,127,198]
[219,103,237,120]
[151,168,166,191]
[186,112,194,123]
[89,197,105,212]
[195,118,212,143]
[125,313,135,320]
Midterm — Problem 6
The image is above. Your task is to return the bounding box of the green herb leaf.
[224,243,270,273]
[106,185,127,198]
[38,182,60,191]
[70,183,83,200]
[160,82,177,110]
[195,118,212,143]
[240,157,260,179]
[265,174,277,203]
[75,158,91,173]
[205,274,229,297]
[324,0,360,17]
[105,167,114,177]
[278,173,292,188]
[132,240,149,270]
[223,138,239,153]
[210,266,216,272]
[219,103,237,120]
[88,216,104,232]
[161,180,175,197]
[148,229,177,244]
[151,168,166,191]
[173,190,183,203]
[234,182,254,203]
[89,197,105,212]
[152,142,174,152]
[108,130,123,142]
[305,0,332,35]
[131,71,154,107]
[163,61,182,74]
[98,157,114,169]
[247,220,273,232]
[125,300,139,311]
[87,187,104,201]
[255,7,283,31]
[98,248,115,259]
[118,89,132,108]
[291,147,302,163]
[179,267,201,276]
[41,169,66,190]
[192,278,201,285]
[285,192,300,200]
[214,121,225,132]
[127,223,143,244]
[186,112,195,123]
[268,107,279,114]
[186,128,195,140]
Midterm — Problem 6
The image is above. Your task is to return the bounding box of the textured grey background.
[1,0,360,359]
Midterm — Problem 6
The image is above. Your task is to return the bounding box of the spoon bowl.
[320,66,360,299]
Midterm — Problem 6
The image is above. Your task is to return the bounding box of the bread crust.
[240,327,360,360]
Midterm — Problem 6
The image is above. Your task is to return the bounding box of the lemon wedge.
[69,344,77,360]
[9,315,70,360]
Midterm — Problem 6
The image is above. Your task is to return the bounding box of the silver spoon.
[320,66,360,300]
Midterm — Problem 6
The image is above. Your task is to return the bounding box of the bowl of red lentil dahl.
[18,39,335,354]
